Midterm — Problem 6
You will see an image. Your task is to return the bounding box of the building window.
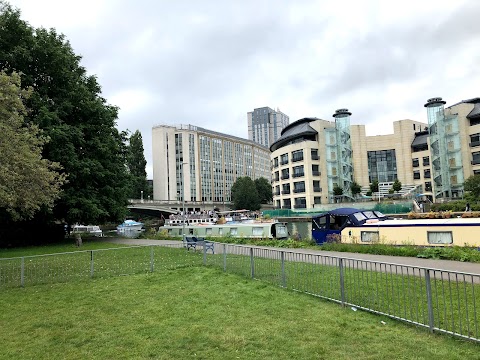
[292,150,304,162]
[425,181,432,191]
[312,164,320,176]
[280,153,289,165]
[423,156,430,166]
[274,171,279,181]
[293,165,304,178]
[313,180,321,192]
[314,196,321,205]
[294,197,306,209]
[413,170,420,180]
[311,149,319,160]
[427,231,453,244]
[368,149,397,183]
[275,185,280,196]
[281,168,289,180]
[283,199,291,209]
[472,152,480,165]
[273,157,279,168]
[412,158,419,167]
[361,231,379,243]
[474,170,480,176]
[470,133,480,148]
[293,181,305,193]
[282,183,290,194]
[424,169,431,179]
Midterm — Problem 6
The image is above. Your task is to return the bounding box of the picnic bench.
[184,236,215,253]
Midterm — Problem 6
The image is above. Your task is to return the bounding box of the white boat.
[72,224,103,237]
[117,219,145,233]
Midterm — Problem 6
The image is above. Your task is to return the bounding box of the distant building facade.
[248,107,289,147]
[152,124,271,206]
[270,97,480,208]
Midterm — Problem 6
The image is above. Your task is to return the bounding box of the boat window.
[252,227,264,236]
[167,229,172,234]
[312,215,327,230]
[206,228,212,235]
[362,211,376,219]
[427,231,453,244]
[219,228,223,235]
[275,224,288,238]
[230,228,238,236]
[353,212,367,222]
[373,211,386,218]
[189,228,194,235]
[361,231,379,243]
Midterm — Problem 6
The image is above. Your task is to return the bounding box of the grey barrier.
[1,242,478,343]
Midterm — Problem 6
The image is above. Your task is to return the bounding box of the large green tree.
[254,177,273,204]
[464,175,480,200]
[0,3,130,225]
[231,177,261,211]
[0,71,67,220]
[350,181,362,198]
[126,130,148,199]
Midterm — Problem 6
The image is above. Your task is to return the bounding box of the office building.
[152,124,271,205]
[248,107,289,147]
[270,97,480,208]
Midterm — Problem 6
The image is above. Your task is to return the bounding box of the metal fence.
[1,242,478,343]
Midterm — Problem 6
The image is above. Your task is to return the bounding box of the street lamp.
[181,162,188,242]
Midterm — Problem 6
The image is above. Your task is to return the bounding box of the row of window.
[272,149,319,168]
[272,164,321,182]
[275,196,322,209]
[360,231,452,244]
[273,180,322,195]
[412,156,430,167]
[413,169,431,179]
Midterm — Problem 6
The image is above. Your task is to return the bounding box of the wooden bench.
[183,236,215,253]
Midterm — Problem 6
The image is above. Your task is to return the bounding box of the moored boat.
[117,219,145,233]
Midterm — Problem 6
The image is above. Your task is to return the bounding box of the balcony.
[470,141,480,148]
[471,159,480,165]
[292,172,305,178]
[294,204,307,209]
[274,191,280,196]
[313,187,322,192]
[281,175,290,180]
[293,188,305,193]
[282,206,291,209]
[292,156,304,163]
[311,155,319,160]
[281,190,290,195]
[312,171,321,176]
[280,160,289,165]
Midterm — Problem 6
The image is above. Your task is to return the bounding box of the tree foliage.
[0,3,130,225]
[126,130,148,199]
[350,181,361,197]
[0,71,67,220]
[370,180,379,193]
[231,177,260,211]
[392,179,402,193]
[464,175,480,200]
[333,185,343,196]
[254,177,273,204]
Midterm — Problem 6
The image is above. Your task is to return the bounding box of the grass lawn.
[0,267,478,360]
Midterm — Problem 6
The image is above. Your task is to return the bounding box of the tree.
[350,181,362,197]
[0,71,67,220]
[231,177,260,211]
[126,130,148,199]
[0,3,130,225]
[254,177,273,204]
[392,179,402,193]
[333,185,343,196]
[464,175,480,200]
[370,180,379,193]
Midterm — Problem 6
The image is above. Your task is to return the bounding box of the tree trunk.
[75,233,82,247]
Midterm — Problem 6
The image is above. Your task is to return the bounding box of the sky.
[6,0,480,178]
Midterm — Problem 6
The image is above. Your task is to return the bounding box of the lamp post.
[181,162,188,242]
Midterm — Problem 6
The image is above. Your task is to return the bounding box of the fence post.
[90,251,94,278]
[424,269,435,333]
[21,257,25,287]
[250,247,255,279]
[203,243,207,266]
[281,251,286,288]
[150,246,154,272]
[223,244,227,272]
[339,258,345,306]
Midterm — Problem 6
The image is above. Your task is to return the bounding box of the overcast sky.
[7,0,480,178]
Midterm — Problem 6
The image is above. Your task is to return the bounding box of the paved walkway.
[102,238,480,275]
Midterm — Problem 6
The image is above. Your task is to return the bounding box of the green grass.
[1,267,478,360]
